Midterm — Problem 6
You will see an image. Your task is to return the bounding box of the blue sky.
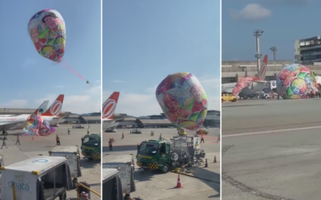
[223,0,318,61]
[103,0,220,116]
[0,0,101,113]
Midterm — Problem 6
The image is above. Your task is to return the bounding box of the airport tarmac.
[0,124,101,200]
[103,128,220,200]
[222,98,321,200]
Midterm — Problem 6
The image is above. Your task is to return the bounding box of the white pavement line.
[223,125,321,138]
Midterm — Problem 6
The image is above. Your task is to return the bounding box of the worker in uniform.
[87,127,90,135]
[121,132,124,139]
[200,133,205,143]
[2,130,7,135]
[68,128,71,135]
[78,181,91,199]
[15,135,21,145]
[56,135,60,145]
[1,136,7,149]
[109,138,114,151]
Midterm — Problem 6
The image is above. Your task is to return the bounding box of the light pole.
[254,30,264,75]
[270,46,277,70]
[270,46,277,62]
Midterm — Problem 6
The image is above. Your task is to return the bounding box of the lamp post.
[254,30,264,75]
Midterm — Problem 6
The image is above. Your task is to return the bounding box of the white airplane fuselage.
[0,114,31,130]
[239,81,266,96]
[221,83,236,93]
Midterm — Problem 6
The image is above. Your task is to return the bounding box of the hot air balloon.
[156,72,208,131]
[23,115,55,136]
[277,64,319,99]
[28,9,66,63]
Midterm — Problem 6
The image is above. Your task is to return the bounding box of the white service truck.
[102,168,124,200]
[49,145,82,188]
[103,154,136,200]
[0,156,73,200]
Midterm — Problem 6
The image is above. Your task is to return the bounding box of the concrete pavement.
[103,128,220,200]
[222,99,321,200]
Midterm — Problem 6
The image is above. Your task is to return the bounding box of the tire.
[171,152,179,161]
[59,191,67,200]
[88,157,93,160]
[162,164,169,173]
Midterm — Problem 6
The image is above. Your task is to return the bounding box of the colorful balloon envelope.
[156,72,208,131]
[23,115,55,136]
[28,9,66,63]
[277,64,319,99]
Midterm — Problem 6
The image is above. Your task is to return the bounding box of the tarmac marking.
[223,125,321,138]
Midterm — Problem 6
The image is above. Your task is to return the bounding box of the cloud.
[113,80,124,83]
[103,76,220,117]
[0,100,29,108]
[200,76,220,90]
[261,0,312,6]
[237,0,312,6]
[229,3,271,22]
[36,85,101,114]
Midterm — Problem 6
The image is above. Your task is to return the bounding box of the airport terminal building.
[294,36,321,64]
[222,60,321,83]
[104,110,220,130]
[223,36,321,83]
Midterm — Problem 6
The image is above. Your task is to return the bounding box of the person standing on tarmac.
[15,135,21,145]
[1,136,7,149]
[56,135,60,145]
[121,132,124,139]
[68,128,71,135]
[109,138,115,151]
[78,181,91,199]
[200,133,205,143]
[87,127,90,135]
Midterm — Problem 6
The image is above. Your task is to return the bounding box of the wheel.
[88,157,93,160]
[171,152,179,161]
[161,164,169,173]
[59,191,67,200]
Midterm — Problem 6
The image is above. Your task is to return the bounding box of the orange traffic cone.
[175,175,183,188]
[213,156,217,163]
[204,159,208,168]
